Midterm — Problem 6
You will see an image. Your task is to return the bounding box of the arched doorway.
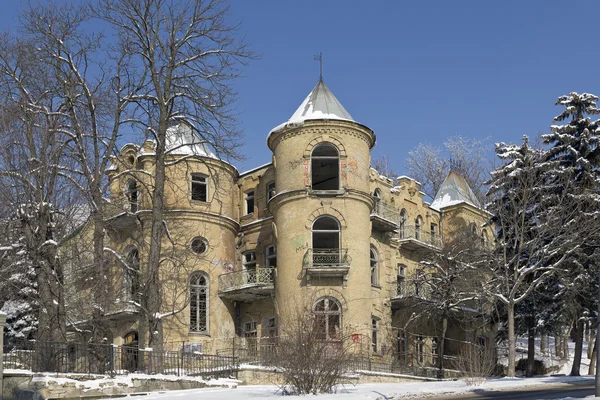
[122,331,139,372]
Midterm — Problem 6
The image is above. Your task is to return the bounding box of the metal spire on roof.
[314,52,323,81]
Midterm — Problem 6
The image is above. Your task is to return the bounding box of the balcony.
[394,226,443,251]
[218,268,275,302]
[391,280,432,310]
[303,248,351,281]
[370,201,399,232]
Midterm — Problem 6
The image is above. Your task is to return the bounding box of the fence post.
[0,311,6,399]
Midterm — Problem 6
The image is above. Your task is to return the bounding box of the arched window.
[370,247,378,286]
[415,216,423,240]
[312,216,340,250]
[190,272,209,333]
[481,230,488,248]
[397,264,407,296]
[470,222,477,235]
[125,247,140,301]
[311,143,339,191]
[312,216,341,264]
[399,209,408,239]
[313,297,342,340]
[125,179,139,212]
[373,188,382,199]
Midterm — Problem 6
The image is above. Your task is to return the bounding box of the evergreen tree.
[541,92,600,376]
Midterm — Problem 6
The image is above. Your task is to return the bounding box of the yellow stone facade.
[66,81,493,366]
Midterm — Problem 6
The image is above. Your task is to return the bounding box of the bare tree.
[0,32,78,342]
[371,154,399,185]
[406,136,490,204]
[95,0,254,352]
[404,230,491,378]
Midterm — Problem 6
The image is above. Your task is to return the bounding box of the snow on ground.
[89,336,597,399]
[101,376,596,399]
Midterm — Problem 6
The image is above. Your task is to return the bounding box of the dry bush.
[456,343,497,386]
[272,305,352,395]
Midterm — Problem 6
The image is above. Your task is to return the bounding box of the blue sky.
[1,1,599,174]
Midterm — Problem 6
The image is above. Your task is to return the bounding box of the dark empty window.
[267,182,276,201]
[312,216,340,250]
[245,190,255,215]
[191,237,208,254]
[311,143,339,191]
[126,180,138,212]
[266,245,277,268]
[125,247,140,300]
[191,174,207,202]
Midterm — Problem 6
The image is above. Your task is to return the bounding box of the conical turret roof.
[269,80,355,135]
[431,170,481,210]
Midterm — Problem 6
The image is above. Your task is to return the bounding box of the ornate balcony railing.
[218,268,275,293]
[372,200,399,224]
[303,248,351,268]
[395,279,432,300]
[397,225,443,249]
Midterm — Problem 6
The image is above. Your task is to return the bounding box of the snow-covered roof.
[164,123,216,158]
[430,171,481,210]
[269,80,355,136]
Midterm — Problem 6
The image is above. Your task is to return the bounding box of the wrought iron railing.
[303,248,351,268]
[396,279,432,299]
[218,268,275,292]
[372,200,399,223]
[3,340,237,378]
[397,225,443,248]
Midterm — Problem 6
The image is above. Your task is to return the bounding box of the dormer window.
[311,143,339,191]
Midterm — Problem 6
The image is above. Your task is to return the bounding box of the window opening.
[312,216,341,265]
[371,317,379,353]
[243,251,257,283]
[191,174,207,202]
[245,190,255,215]
[415,216,423,240]
[313,297,342,341]
[370,247,378,286]
[125,248,140,301]
[191,237,208,255]
[399,209,408,239]
[126,180,138,212]
[416,334,424,364]
[267,182,276,201]
[189,273,208,333]
[397,264,406,296]
[311,143,340,191]
[266,246,277,268]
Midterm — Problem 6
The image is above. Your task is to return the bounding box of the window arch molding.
[304,136,347,158]
[306,206,347,230]
[312,296,343,341]
[189,271,209,334]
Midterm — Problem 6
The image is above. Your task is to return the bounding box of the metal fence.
[3,341,238,378]
[304,248,351,268]
[398,225,443,248]
[218,268,275,292]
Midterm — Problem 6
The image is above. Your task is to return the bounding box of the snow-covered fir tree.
[541,92,600,376]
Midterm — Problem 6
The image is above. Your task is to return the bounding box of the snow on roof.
[268,80,355,137]
[430,170,481,210]
[165,123,216,158]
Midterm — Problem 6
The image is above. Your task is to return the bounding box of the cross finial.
[314,52,323,81]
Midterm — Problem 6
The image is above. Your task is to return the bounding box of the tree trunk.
[91,208,110,342]
[540,334,546,353]
[507,303,516,377]
[571,317,584,376]
[591,330,597,360]
[556,335,562,359]
[526,316,535,377]
[437,316,448,379]
[589,339,596,375]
